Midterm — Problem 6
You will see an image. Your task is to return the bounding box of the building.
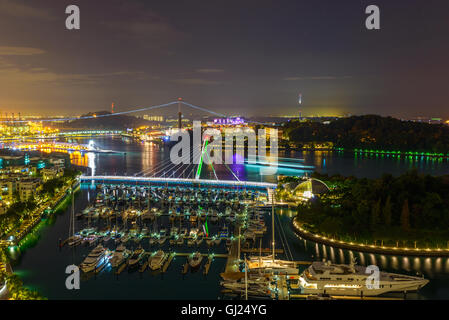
[0,179,16,204]
[0,165,36,178]
[0,201,10,215]
[48,158,65,170]
[213,117,246,126]
[143,115,164,122]
[0,155,24,167]
[41,167,64,182]
[18,178,42,201]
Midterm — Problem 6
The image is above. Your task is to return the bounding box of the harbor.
[58,180,323,300]
[63,180,424,301]
[7,137,448,300]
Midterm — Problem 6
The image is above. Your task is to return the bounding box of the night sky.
[0,0,448,118]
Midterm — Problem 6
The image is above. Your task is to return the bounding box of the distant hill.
[284,115,449,153]
[57,111,151,130]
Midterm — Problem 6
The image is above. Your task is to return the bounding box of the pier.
[241,248,284,254]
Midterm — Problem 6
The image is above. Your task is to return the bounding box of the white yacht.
[79,244,107,273]
[298,259,429,296]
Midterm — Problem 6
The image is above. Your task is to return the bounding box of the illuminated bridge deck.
[80,175,277,191]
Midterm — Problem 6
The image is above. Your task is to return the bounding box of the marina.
[7,137,448,300]
[60,179,430,300]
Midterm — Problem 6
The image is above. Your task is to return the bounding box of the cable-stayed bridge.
[3,99,312,186]
[0,100,253,124]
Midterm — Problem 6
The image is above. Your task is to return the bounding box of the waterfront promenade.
[293,219,449,257]
[0,179,79,249]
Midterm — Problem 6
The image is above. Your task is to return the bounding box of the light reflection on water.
[63,137,449,181]
[300,237,449,279]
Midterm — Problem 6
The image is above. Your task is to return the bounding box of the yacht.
[120,234,130,244]
[169,234,178,246]
[128,246,145,269]
[149,250,167,270]
[170,227,179,237]
[149,233,157,246]
[67,235,82,246]
[196,231,204,246]
[158,229,167,245]
[190,213,198,224]
[187,228,198,246]
[79,244,107,273]
[298,259,429,296]
[221,276,273,296]
[246,255,299,274]
[206,235,216,246]
[169,210,176,223]
[210,211,219,223]
[214,237,222,246]
[109,244,131,268]
[180,228,188,238]
[176,228,187,245]
[188,252,203,269]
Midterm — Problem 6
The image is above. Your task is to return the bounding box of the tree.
[6,274,46,300]
[401,199,411,232]
[370,199,381,231]
[383,195,392,227]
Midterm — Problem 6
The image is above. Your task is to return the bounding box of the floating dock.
[289,294,404,301]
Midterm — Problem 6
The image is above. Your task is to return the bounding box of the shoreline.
[1,179,80,248]
[291,218,449,257]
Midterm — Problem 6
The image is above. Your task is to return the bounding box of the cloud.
[196,69,225,74]
[0,0,55,20]
[283,76,352,81]
[0,58,146,85]
[173,78,222,86]
[0,46,45,56]
[100,1,186,46]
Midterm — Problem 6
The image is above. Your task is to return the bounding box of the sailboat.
[246,194,299,275]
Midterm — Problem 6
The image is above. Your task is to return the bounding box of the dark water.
[10,137,449,299]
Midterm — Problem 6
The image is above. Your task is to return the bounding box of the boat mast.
[238,226,241,262]
[244,253,248,300]
[71,184,75,264]
[259,238,262,275]
[72,186,75,237]
[271,189,275,262]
